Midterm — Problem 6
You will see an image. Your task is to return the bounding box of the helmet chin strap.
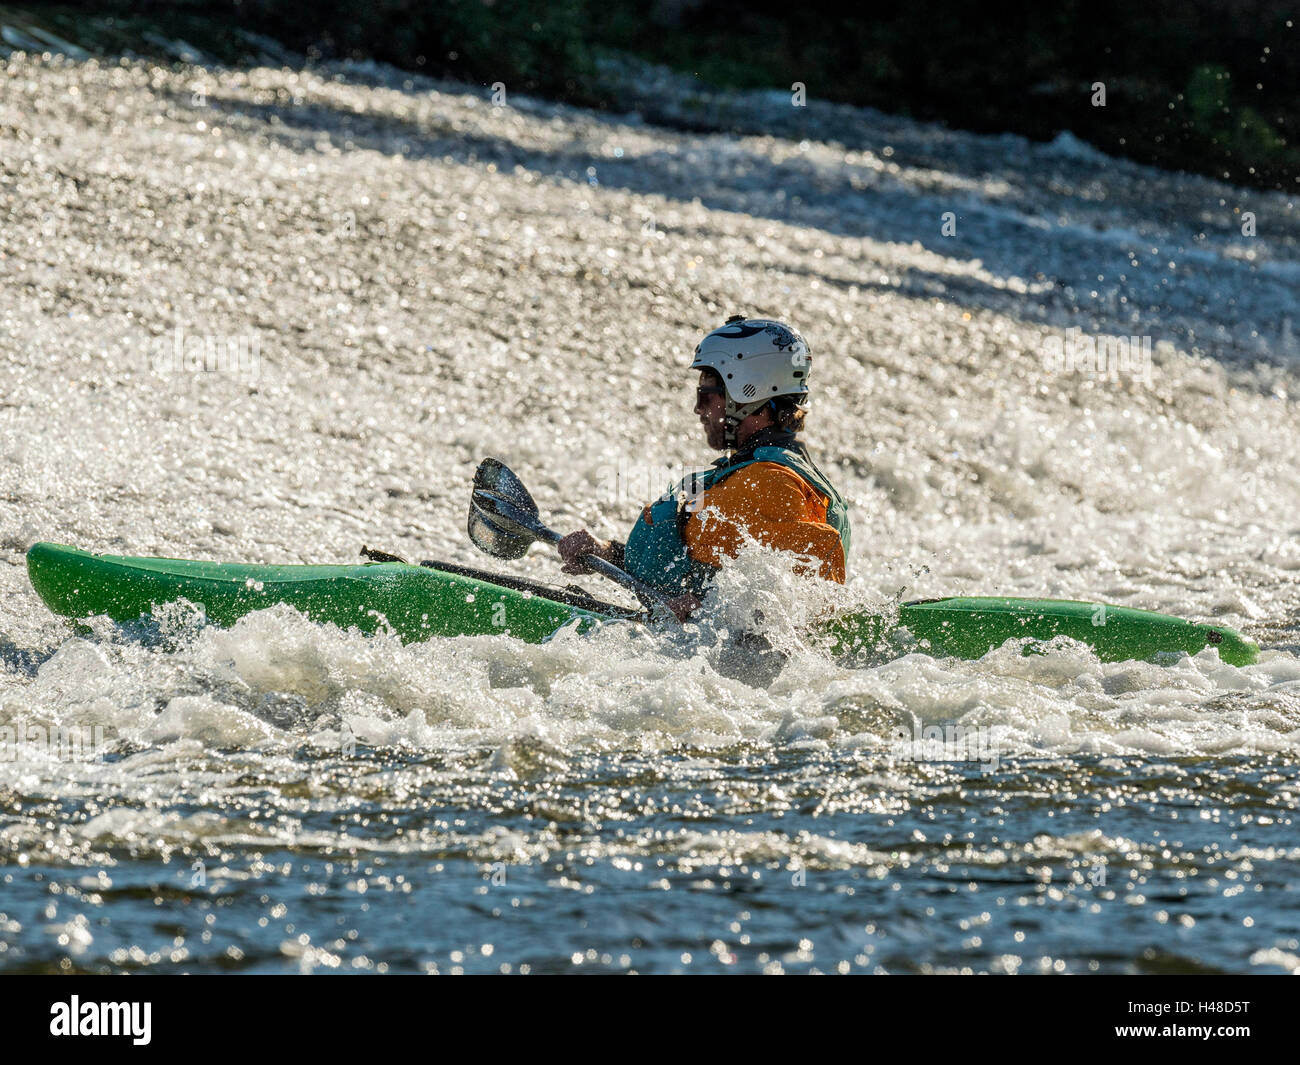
[722,396,774,451]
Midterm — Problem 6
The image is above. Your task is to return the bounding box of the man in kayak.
[559,316,851,621]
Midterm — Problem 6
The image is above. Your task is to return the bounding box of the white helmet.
[690,316,811,448]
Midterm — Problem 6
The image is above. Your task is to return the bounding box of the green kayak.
[25,542,1259,666]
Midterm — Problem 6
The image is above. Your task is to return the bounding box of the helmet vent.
[743,383,758,398]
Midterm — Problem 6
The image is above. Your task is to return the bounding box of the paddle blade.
[468,497,533,560]
[472,458,539,518]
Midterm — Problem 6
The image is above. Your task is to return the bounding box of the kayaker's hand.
[559,530,612,574]
[665,593,701,622]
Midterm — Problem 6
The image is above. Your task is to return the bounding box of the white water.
[1,53,1299,807]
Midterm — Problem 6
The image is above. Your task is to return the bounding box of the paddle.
[467,458,679,622]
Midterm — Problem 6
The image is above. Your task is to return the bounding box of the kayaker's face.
[695,372,728,450]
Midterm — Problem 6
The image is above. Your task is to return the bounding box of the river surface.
[1,51,1298,973]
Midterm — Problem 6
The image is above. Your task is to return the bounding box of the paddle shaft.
[525,522,650,595]
[471,489,677,616]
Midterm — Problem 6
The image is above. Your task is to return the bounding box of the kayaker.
[559,316,851,621]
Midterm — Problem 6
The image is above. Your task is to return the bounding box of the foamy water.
[0,52,1298,973]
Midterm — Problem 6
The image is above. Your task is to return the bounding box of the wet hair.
[770,395,807,433]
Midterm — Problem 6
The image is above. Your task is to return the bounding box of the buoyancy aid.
[623,428,851,599]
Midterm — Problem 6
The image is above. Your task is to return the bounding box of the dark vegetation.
[15,0,1299,189]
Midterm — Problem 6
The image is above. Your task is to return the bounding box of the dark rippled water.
[4,747,1296,974]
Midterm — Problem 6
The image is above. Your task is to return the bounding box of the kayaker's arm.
[563,526,695,618]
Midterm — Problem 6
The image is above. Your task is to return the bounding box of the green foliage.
[1184,63,1291,173]
[1187,65,1232,128]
